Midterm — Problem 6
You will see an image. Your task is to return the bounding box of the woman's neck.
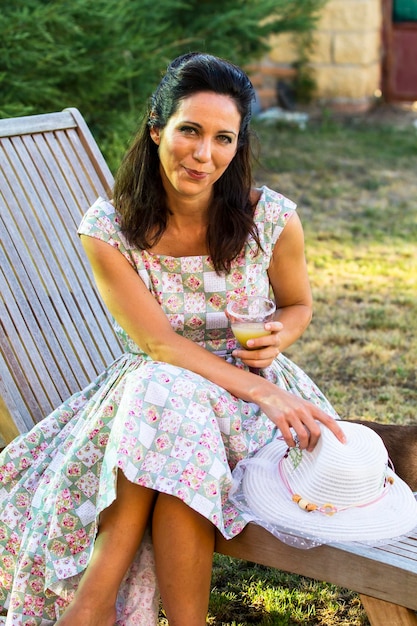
[149,208,209,257]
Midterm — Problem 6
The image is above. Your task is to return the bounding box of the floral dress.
[0,186,339,625]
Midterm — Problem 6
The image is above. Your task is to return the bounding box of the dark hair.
[113,52,261,273]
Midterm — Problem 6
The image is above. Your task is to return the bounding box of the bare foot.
[55,598,117,626]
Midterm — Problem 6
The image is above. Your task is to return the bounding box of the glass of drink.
[227,296,276,373]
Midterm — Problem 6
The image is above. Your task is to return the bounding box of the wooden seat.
[1,109,416,626]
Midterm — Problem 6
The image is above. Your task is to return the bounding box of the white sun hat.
[230,421,417,547]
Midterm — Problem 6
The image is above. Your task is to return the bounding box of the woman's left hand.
[232,321,284,369]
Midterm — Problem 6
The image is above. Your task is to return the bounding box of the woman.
[0,53,345,626]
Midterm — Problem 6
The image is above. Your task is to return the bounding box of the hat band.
[278,449,394,516]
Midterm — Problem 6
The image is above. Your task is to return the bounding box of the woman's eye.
[218,135,233,144]
[179,126,197,135]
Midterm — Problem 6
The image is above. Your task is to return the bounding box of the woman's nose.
[193,137,211,162]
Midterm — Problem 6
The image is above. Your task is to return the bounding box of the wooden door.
[382,0,417,101]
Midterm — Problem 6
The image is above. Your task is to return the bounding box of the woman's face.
[150,91,241,204]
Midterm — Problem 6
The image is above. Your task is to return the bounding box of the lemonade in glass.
[227,296,276,348]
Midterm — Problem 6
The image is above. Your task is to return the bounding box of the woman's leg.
[56,471,156,626]
[152,493,215,626]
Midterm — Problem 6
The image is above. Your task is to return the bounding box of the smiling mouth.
[184,167,208,180]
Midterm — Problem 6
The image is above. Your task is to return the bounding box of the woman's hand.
[254,385,346,452]
[231,320,284,369]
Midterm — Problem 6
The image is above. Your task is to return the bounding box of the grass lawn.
[158,112,417,625]
[256,116,417,425]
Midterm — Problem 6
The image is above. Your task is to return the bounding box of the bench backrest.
[0,108,122,444]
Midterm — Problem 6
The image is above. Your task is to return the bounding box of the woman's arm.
[231,212,312,369]
[81,233,344,450]
[268,211,313,347]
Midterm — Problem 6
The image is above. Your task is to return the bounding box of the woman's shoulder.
[253,186,298,244]
[78,197,122,239]
[255,185,297,214]
[78,197,141,269]
[79,196,118,224]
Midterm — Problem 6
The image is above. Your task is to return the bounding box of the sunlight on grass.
[207,556,369,625]
[308,242,416,291]
[294,235,417,423]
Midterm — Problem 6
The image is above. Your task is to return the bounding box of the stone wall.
[249,0,383,112]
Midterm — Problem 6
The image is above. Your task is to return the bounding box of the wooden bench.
[1,109,416,626]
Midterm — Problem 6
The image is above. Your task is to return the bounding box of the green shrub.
[0,0,325,146]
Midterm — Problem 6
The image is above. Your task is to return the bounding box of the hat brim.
[239,437,417,544]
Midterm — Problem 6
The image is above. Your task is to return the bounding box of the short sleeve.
[78,197,135,267]
[255,186,297,246]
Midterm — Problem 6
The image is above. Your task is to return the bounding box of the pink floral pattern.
[0,186,339,624]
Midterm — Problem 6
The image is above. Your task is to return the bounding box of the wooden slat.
[16,133,119,366]
[0,229,80,423]
[360,595,417,626]
[0,228,79,403]
[0,110,77,138]
[54,128,111,203]
[32,131,89,210]
[65,107,114,196]
[0,354,34,435]
[2,124,119,367]
[378,540,417,560]
[335,536,417,573]
[1,141,105,380]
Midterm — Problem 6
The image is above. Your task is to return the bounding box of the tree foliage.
[0,0,325,142]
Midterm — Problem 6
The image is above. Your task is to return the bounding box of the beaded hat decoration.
[238,421,417,544]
